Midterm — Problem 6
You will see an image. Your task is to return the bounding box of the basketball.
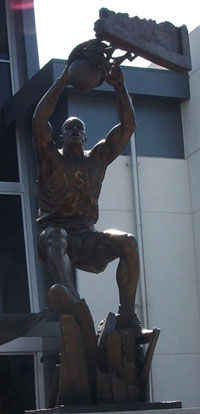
[68,58,104,91]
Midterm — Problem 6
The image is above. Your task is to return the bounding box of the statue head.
[60,117,86,154]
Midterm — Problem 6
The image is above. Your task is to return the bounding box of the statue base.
[45,297,160,407]
[25,400,182,413]
[26,290,179,412]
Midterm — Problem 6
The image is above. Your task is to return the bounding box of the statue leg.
[76,229,152,341]
[103,231,152,340]
[38,226,80,303]
[75,229,139,312]
[115,233,139,311]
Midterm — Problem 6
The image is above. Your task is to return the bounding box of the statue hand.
[60,64,71,85]
[105,65,124,88]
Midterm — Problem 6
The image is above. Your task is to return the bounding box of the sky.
[34,0,200,68]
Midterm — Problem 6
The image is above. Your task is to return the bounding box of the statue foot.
[48,283,80,315]
[116,310,153,344]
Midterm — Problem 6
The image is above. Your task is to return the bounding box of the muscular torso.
[37,142,107,229]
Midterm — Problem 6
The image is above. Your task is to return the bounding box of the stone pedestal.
[26,403,200,414]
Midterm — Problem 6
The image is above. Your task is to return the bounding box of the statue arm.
[94,66,136,164]
[32,65,70,160]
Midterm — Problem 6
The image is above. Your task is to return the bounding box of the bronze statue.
[28,15,190,405]
[32,47,151,344]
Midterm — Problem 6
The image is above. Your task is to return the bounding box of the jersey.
[37,141,106,229]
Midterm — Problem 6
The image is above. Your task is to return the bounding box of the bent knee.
[38,226,68,261]
[121,233,138,256]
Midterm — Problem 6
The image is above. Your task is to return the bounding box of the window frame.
[0,350,45,410]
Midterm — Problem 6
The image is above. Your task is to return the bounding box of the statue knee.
[121,234,139,258]
[38,226,68,262]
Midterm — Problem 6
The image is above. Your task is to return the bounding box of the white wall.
[175,26,200,407]
[137,156,200,407]
[182,26,200,301]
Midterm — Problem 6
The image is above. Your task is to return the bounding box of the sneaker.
[116,311,153,344]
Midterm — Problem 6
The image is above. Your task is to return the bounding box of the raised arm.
[32,65,70,161]
[92,65,136,165]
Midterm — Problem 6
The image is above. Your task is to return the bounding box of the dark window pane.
[0,195,30,312]
[0,355,36,414]
[135,98,184,158]
[0,1,9,60]
[0,124,19,182]
[0,63,12,110]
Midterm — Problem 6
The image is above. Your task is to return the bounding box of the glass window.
[0,124,19,182]
[0,62,12,109]
[0,1,9,60]
[0,195,30,313]
[135,98,184,158]
[0,355,35,413]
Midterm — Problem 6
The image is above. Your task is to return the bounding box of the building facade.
[0,1,200,411]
